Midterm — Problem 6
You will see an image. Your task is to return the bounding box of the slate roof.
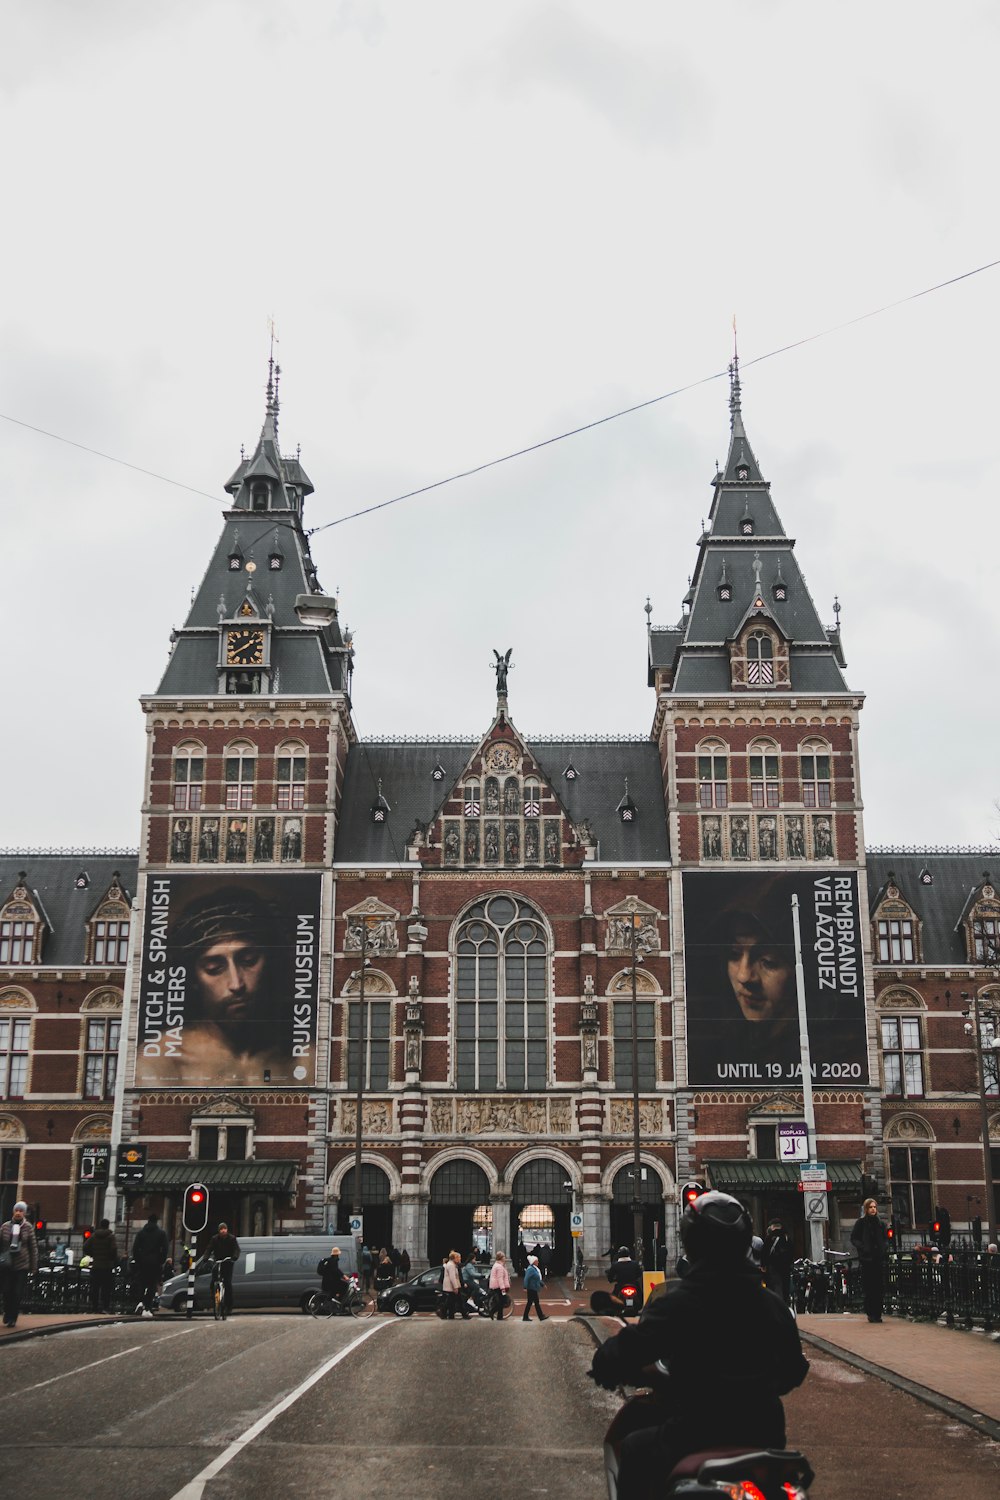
[866,851,1000,967]
[154,396,347,698]
[333,738,670,864]
[649,366,850,696]
[0,853,139,967]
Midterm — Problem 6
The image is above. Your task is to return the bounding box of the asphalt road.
[2,1314,998,1499]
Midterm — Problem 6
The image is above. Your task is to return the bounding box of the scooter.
[589,1292,814,1500]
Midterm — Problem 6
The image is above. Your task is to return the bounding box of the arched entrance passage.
[428,1159,491,1265]
[510,1159,572,1274]
[336,1165,393,1251]
[611,1165,666,1269]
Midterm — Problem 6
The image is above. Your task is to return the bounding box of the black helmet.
[680,1191,752,1266]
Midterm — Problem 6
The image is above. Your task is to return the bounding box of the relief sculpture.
[609,1098,663,1136]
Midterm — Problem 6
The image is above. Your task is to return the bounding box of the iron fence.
[22,1264,133,1316]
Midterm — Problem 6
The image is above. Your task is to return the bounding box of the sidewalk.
[0,1311,122,1343]
[797,1312,1000,1436]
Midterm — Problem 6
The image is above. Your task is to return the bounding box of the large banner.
[683,871,868,1087]
[136,873,321,1087]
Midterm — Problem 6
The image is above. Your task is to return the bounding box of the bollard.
[186,1234,197,1319]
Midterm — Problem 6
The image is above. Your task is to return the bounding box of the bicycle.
[210,1262,229,1321]
[484,1288,512,1320]
[308,1278,375,1318]
[573,1250,587,1293]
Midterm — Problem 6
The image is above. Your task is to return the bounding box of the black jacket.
[207,1233,240,1263]
[132,1222,168,1267]
[317,1256,348,1295]
[591,1263,808,1444]
[608,1256,643,1292]
[850,1214,888,1263]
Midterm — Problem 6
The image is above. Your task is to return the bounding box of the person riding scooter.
[589,1191,809,1500]
[607,1245,644,1318]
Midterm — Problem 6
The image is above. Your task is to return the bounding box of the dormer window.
[269,552,283,571]
[371,780,390,824]
[746,631,774,685]
[564,763,578,782]
[228,552,243,571]
[741,518,754,535]
[432,762,446,782]
[773,583,787,602]
[737,466,749,481]
[718,583,732,601]
[617,780,637,823]
[973,910,1000,962]
[251,483,268,511]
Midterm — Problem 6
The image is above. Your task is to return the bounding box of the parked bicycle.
[573,1248,587,1292]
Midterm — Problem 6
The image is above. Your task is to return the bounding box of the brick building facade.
[2,360,996,1260]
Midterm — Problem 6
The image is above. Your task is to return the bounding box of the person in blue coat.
[522,1255,546,1321]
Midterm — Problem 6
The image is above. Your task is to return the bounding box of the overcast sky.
[3,1,998,854]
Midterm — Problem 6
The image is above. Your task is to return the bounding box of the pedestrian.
[374,1248,395,1296]
[761,1220,793,1306]
[850,1197,888,1323]
[539,1242,553,1280]
[131,1213,168,1317]
[89,1218,119,1313]
[442,1249,469,1319]
[522,1254,546,1321]
[0,1202,38,1330]
[488,1249,511,1319]
[360,1242,373,1292]
[398,1247,411,1279]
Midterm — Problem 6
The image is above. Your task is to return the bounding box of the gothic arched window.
[746,631,774,685]
[455,895,548,1091]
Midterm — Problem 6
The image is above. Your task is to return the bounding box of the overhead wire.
[1,256,998,534]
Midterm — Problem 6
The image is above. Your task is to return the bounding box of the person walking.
[488,1250,511,1319]
[761,1220,794,1306]
[398,1247,411,1279]
[0,1202,38,1330]
[522,1254,546,1321]
[539,1242,554,1280]
[442,1249,469,1319]
[374,1248,395,1297]
[850,1197,889,1323]
[89,1218,119,1313]
[131,1214,168,1316]
[360,1243,374,1293]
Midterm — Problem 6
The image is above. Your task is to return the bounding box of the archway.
[510,1159,572,1275]
[336,1164,393,1252]
[611,1164,666,1269]
[428,1159,491,1265]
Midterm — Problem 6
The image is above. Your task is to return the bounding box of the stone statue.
[493,647,512,693]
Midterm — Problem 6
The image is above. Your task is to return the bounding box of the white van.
[158,1235,358,1312]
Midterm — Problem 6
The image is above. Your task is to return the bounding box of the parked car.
[158,1235,358,1312]
[377,1262,489,1318]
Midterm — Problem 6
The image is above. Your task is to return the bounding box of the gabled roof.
[865,851,1000,967]
[333,735,669,864]
[649,364,851,697]
[0,853,139,967]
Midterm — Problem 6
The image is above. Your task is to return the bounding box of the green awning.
[704,1160,862,1193]
[141,1160,297,1194]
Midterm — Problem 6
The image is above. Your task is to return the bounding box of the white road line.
[13,1326,198,1396]
[168,1319,392,1500]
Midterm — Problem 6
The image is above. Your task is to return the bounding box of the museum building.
[1,362,997,1264]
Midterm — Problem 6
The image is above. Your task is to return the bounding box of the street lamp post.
[960,990,1000,1245]
[629,914,644,1269]
[351,918,373,1237]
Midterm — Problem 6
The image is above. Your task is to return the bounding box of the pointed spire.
[729,318,743,436]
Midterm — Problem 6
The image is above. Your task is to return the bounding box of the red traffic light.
[681,1180,707,1208]
[932,1220,941,1235]
[886,1226,894,1240]
[182,1182,210,1233]
[34,1219,46,1234]
[83,1227,93,1240]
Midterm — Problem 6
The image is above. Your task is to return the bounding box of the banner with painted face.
[682,870,869,1088]
[135,873,322,1086]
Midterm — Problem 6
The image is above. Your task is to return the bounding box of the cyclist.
[590,1192,809,1500]
[316,1246,350,1308]
[205,1223,241,1315]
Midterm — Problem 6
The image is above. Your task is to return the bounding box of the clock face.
[226,628,265,666]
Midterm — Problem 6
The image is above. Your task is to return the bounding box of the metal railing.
[22,1264,133,1316]
[790,1252,1000,1330]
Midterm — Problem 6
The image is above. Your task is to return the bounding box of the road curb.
[0,1316,127,1346]
[799,1330,1000,1444]
[571,1312,615,1349]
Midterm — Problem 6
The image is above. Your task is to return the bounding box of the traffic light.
[886,1223,894,1244]
[34,1218,46,1238]
[937,1206,951,1249]
[82,1226,93,1241]
[681,1181,707,1209]
[182,1182,210,1235]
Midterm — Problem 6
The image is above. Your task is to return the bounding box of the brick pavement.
[797,1312,1000,1429]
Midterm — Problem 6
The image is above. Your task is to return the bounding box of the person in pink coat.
[488,1250,511,1320]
